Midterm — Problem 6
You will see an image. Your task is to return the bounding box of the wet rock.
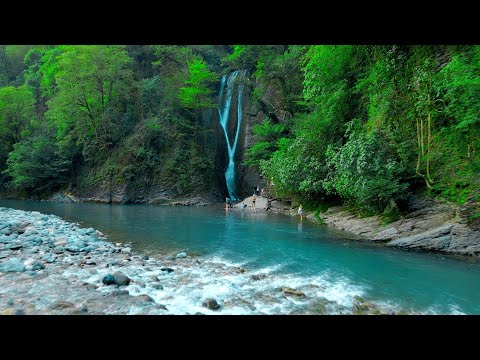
[148,275,159,282]
[121,247,132,254]
[42,255,57,263]
[156,304,168,311]
[0,257,26,272]
[32,261,45,271]
[202,298,221,310]
[281,287,306,297]
[49,301,75,310]
[54,238,68,247]
[134,294,155,303]
[8,243,22,250]
[166,255,175,261]
[102,274,116,285]
[161,267,174,273]
[113,271,130,286]
[352,296,383,315]
[151,284,164,290]
[14,309,26,315]
[85,260,96,266]
[176,252,187,259]
[107,289,130,297]
[251,274,267,281]
[24,258,35,266]
[236,267,246,273]
[53,246,65,254]
[142,255,149,260]
[66,245,80,253]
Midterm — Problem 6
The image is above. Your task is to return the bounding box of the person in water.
[226,197,231,211]
[298,204,304,220]
[252,193,256,210]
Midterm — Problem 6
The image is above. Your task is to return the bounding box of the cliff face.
[236,76,292,198]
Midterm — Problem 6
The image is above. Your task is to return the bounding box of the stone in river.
[0,257,26,272]
[24,258,35,266]
[142,255,149,260]
[166,255,175,261]
[148,275,159,282]
[102,274,116,285]
[160,267,174,273]
[202,298,221,310]
[8,243,23,250]
[43,255,57,263]
[66,245,80,253]
[49,301,75,310]
[176,252,187,259]
[113,271,130,286]
[281,287,306,297]
[134,294,155,303]
[251,274,267,281]
[53,246,65,254]
[121,247,132,254]
[32,261,45,271]
[151,284,164,290]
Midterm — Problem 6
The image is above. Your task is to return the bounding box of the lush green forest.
[0,45,478,216]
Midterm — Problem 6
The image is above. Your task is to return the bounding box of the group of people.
[226,194,256,210]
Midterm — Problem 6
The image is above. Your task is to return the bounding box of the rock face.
[320,197,480,256]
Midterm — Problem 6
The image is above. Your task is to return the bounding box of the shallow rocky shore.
[0,206,408,315]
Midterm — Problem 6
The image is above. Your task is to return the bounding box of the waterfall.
[218,70,246,201]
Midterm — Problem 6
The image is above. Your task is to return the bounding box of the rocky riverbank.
[0,206,413,315]
[317,197,480,257]
[232,194,480,258]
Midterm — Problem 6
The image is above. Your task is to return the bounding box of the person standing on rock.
[252,194,256,210]
[298,204,304,221]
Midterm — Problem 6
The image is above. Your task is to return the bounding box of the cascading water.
[218,70,246,201]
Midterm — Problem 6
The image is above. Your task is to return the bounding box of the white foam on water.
[59,255,402,315]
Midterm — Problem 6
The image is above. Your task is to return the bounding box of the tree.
[178,56,217,109]
[45,45,133,157]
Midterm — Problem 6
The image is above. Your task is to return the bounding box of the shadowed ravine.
[1,200,480,315]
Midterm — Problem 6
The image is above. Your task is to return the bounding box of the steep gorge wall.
[236,75,292,198]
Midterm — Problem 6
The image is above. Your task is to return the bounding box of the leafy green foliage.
[4,130,71,193]
[244,119,286,166]
[325,126,408,212]
[179,57,217,109]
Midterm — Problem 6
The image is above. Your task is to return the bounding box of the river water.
[1,199,479,314]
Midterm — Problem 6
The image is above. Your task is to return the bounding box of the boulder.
[202,298,221,310]
[113,271,130,286]
[102,274,116,285]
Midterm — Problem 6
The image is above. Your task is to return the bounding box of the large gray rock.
[387,225,454,250]
[176,252,187,259]
[0,258,26,273]
[113,271,130,286]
